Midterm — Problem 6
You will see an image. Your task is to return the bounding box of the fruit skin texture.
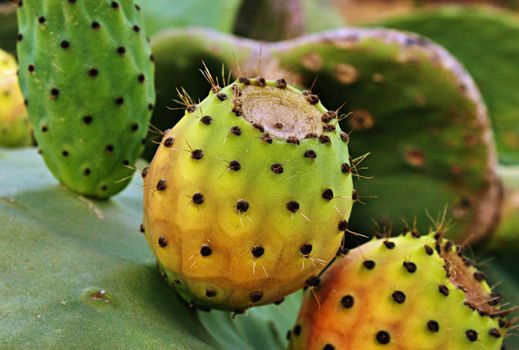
[17,0,155,198]
[143,78,354,311]
[289,232,507,350]
[0,49,31,148]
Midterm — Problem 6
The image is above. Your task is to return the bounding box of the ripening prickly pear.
[0,49,31,148]
[289,232,509,350]
[143,77,355,311]
[16,0,155,198]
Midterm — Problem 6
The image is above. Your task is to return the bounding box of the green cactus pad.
[289,232,508,350]
[0,48,31,147]
[151,28,501,243]
[377,6,519,166]
[16,0,155,198]
[144,78,354,311]
[0,147,301,350]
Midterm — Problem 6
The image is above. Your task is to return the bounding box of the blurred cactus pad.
[150,27,501,242]
[0,149,517,348]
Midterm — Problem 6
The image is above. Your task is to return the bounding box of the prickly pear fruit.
[143,77,354,311]
[0,49,31,147]
[289,232,509,350]
[16,0,155,198]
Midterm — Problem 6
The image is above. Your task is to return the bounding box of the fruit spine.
[143,77,354,311]
[289,231,509,350]
[17,0,155,198]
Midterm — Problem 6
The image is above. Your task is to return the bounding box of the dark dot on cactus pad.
[101,185,108,191]
[137,74,145,83]
[322,189,333,200]
[424,245,434,255]
[192,192,204,205]
[253,123,264,133]
[160,137,173,147]
[50,88,60,97]
[38,16,46,24]
[403,261,417,273]
[117,47,126,55]
[68,0,76,3]
[338,220,348,231]
[383,240,395,249]
[392,290,406,304]
[141,167,148,178]
[148,103,154,111]
[341,295,354,308]
[88,68,98,77]
[271,163,283,174]
[323,125,336,132]
[376,330,391,345]
[286,201,299,213]
[489,328,501,338]
[17,33,23,41]
[275,78,287,89]
[115,97,124,105]
[111,1,119,9]
[200,244,212,257]
[274,298,284,305]
[427,320,440,333]
[133,25,140,33]
[250,291,263,303]
[251,245,264,258]
[105,144,114,154]
[205,288,217,297]
[305,94,319,104]
[18,1,23,7]
[230,126,241,136]
[24,99,28,106]
[236,200,249,213]
[156,179,167,191]
[499,319,507,328]
[363,260,376,270]
[150,54,154,62]
[319,135,330,144]
[41,125,48,132]
[287,136,300,145]
[135,4,141,11]
[158,236,167,247]
[352,189,358,201]
[300,243,312,256]
[340,132,350,143]
[62,150,69,157]
[466,330,478,342]
[60,41,70,49]
[261,134,273,144]
[191,149,203,160]
[28,64,35,72]
[444,241,453,252]
[122,160,129,166]
[293,325,302,336]
[83,115,93,124]
[238,77,250,85]
[228,160,241,171]
[186,105,197,113]
[274,123,283,129]
[131,123,139,132]
[200,115,212,125]
[91,21,101,29]
[83,168,90,176]
[438,285,449,296]
[474,271,486,282]
[323,344,335,350]
[305,276,320,287]
[255,77,266,87]
[304,150,316,159]
[321,111,337,123]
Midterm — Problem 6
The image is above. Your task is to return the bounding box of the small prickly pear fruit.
[0,49,31,147]
[288,232,509,350]
[16,0,155,198]
[143,77,354,311]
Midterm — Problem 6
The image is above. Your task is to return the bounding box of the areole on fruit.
[143,76,354,311]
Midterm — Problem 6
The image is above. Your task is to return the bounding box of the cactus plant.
[143,77,354,311]
[151,28,501,243]
[289,232,509,350]
[0,48,31,147]
[16,0,155,198]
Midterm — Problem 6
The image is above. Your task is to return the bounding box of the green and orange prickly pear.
[16,0,155,198]
[143,77,355,311]
[0,48,31,148]
[289,232,509,350]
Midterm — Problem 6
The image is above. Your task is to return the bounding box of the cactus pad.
[143,78,354,311]
[289,232,509,350]
[0,48,31,147]
[17,0,155,198]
